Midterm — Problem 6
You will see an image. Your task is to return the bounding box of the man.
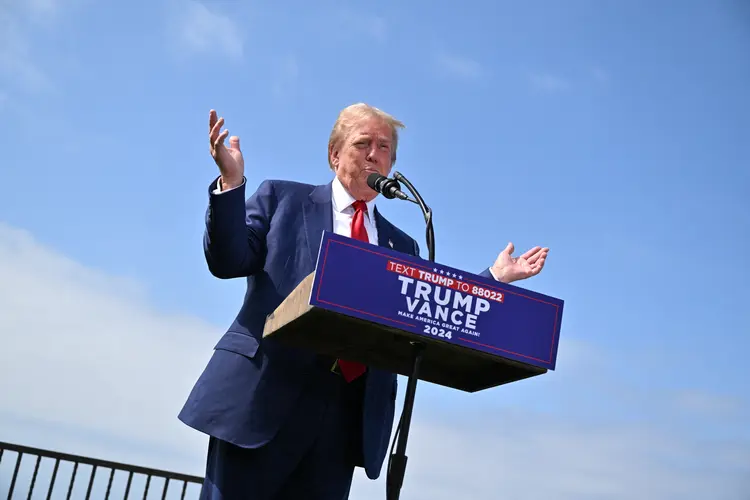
[178,103,549,500]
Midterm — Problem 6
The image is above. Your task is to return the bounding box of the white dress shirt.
[330,176,378,245]
[214,176,378,245]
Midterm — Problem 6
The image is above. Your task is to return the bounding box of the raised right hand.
[209,109,245,189]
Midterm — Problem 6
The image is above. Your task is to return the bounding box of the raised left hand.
[490,242,549,283]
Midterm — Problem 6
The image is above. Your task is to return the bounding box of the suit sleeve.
[478,268,494,280]
[203,177,276,279]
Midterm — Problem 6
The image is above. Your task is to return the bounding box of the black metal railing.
[0,441,204,499]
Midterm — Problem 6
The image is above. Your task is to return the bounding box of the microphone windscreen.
[367,173,384,191]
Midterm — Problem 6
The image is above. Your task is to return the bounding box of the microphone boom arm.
[393,171,435,262]
[384,170,435,500]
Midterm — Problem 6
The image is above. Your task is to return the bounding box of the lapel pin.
[388,239,394,248]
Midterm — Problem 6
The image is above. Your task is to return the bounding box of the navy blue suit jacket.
[179,177,421,480]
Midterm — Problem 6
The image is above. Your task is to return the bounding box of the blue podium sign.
[309,231,564,371]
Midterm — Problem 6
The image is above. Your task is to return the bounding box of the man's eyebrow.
[353,133,391,143]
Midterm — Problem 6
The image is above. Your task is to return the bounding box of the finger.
[532,255,547,273]
[526,250,543,265]
[531,248,549,264]
[502,242,514,256]
[209,117,225,145]
[229,135,241,151]
[521,246,542,260]
[209,109,217,134]
[213,129,229,151]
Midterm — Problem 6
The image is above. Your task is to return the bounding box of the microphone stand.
[385,171,434,500]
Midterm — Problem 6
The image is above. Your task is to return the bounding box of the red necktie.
[336,200,369,382]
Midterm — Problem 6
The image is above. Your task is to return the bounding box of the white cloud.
[0,222,217,474]
[352,412,750,500]
[529,73,569,92]
[24,0,59,19]
[672,389,745,419]
[167,0,244,61]
[434,53,484,80]
[1,222,748,500]
[0,8,54,93]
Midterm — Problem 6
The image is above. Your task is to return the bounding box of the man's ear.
[329,143,339,169]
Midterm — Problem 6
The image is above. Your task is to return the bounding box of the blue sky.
[1,0,749,498]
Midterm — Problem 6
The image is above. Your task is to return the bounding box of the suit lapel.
[374,208,391,249]
[374,207,402,253]
[303,183,334,266]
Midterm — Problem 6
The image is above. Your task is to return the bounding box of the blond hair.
[328,103,405,170]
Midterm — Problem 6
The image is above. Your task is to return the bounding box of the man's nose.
[366,147,378,162]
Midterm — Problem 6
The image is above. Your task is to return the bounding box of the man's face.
[331,117,394,202]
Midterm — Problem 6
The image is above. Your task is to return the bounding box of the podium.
[264,231,564,391]
[263,230,564,499]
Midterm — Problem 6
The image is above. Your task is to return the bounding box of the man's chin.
[355,184,378,202]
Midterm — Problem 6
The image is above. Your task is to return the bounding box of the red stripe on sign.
[386,261,504,304]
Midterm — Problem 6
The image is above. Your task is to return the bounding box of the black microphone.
[366,173,409,200]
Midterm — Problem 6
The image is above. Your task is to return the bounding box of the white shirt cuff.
[212,177,245,195]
